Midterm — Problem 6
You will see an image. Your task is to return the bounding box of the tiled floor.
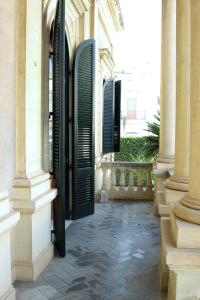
[15,201,166,300]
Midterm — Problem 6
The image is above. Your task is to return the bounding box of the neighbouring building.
[115,67,160,137]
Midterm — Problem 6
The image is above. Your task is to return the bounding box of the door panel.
[72,39,95,220]
[102,79,115,154]
[52,0,66,257]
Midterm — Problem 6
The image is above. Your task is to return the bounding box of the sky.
[113,0,161,85]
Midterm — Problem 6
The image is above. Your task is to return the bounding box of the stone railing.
[100,161,154,200]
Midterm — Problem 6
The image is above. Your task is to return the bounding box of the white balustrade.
[101,162,153,200]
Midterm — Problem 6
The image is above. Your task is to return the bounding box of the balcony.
[100,161,154,200]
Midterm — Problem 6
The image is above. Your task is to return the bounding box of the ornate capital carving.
[99,48,115,71]
[71,0,91,15]
[107,0,124,31]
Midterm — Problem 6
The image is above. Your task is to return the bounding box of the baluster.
[101,166,108,191]
[146,170,152,191]
[110,167,117,192]
[119,168,126,191]
[128,169,134,192]
[137,169,143,192]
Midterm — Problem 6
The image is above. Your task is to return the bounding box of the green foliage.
[140,111,160,160]
[114,137,153,186]
[114,137,152,162]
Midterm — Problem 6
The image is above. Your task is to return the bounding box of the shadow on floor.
[15,201,166,300]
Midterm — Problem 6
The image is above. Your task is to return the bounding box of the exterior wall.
[0,0,16,193]
[0,1,20,299]
[116,70,160,137]
[0,0,123,293]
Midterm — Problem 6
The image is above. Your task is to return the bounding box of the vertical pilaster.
[12,0,56,281]
[0,0,20,297]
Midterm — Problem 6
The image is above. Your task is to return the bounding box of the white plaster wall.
[0,0,16,193]
[0,232,12,297]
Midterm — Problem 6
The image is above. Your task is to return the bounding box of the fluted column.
[165,0,190,192]
[157,0,176,168]
[174,0,200,224]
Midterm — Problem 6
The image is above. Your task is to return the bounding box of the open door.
[102,79,121,154]
[72,39,96,220]
[114,80,121,152]
[52,0,68,257]
[102,78,115,154]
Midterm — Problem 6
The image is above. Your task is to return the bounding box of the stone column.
[164,0,190,203]
[174,0,200,225]
[160,2,200,298]
[157,0,176,170]
[154,0,176,215]
[12,0,56,281]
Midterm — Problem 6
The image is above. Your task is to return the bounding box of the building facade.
[2,0,200,299]
[0,0,123,298]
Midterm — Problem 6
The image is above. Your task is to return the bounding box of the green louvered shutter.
[53,0,66,257]
[114,80,121,152]
[102,79,115,154]
[72,39,95,220]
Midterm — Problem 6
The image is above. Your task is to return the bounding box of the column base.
[174,195,200,225]
[158,192,170,216]
[160,217,200,299]
[165,176,189,192]
[12,242,54,282]
[161,176,188,218]
[160,242,169,292]
[171,207,200,248]
[156,154,174,171]
[164,188,187,205]
[168,268,200,300]
[153,168,169,216]
[12,172,56,282]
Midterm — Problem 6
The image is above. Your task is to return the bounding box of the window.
[127,98,137,119]
[102,79,121,154]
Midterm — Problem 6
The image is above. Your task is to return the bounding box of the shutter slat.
[102,79,115,154]
[114,80,121,152]
[72,39,95,220]
[52,0,67,257]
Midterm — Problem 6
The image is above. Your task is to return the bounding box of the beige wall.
[0,0,16,193]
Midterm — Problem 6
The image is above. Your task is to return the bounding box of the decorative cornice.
[107,0,124,31]
[99,48,115,71]
[71,0,91,16]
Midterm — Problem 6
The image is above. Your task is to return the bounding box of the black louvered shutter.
[102,79,115,154]
[114,80,121,152]
[53,0,66,257]
[72,39,95,220]
[65,35,70,220]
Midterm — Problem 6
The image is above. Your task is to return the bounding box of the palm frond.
[140,111,160,160]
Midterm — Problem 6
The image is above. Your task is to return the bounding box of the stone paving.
[15,201,166,300]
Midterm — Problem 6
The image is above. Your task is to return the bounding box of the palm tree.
[140,111,160,160]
